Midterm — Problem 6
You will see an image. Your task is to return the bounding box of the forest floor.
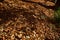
[0,0,60,40]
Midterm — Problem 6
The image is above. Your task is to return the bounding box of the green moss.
[54,7,60,23]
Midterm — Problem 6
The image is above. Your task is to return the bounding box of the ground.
[0,0,60,40]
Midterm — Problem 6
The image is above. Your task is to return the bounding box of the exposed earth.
[0,0,60,40]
